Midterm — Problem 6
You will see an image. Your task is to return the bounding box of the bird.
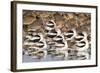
[27,41,47,59]
[46,29,57,38]
[24,32,48,59]
[45,20,61,38]
[31,33,48,59]
[52,34,68,60]
[29,33,44,43]
[44,20,63,40]
[24,35,36,46]
[75,40,89,51]
[63,28,77,41]
[29,34,40,42]
[45,26,55,31]
[46,28,61,39]
[46,20,56,27]
[45,20,56,31]
[53,34,67,49]
[24,30,40,45]
[24,34,41,46]
[74,31,90,60]
[53,35,63,42]
[35,41,47,50]
[75,31,89,51]
[75,31,87,42]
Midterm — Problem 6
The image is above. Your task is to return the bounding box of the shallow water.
[22,47,91,63]
[23,54,65,62]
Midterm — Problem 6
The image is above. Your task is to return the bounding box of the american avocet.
[45,20,56,31]
[64,28,77,41]
[75,40,89,51]
[46,20,56,27]
[53,34,68,60]
[29,34,40,43]
[46,29,57,38]
[29,33,44,43]
[75,31,87,42]
[75,31,89,51]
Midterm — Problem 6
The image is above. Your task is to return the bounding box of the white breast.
[76,40,89,51]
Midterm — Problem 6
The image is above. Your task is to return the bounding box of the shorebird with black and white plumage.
[46,28,62,54]
[75,32,89,51]
[44,20,57,38]
[75,31,87,42]
[52,34,68,60]
[44,20,61,51]
[31,41,47,59]
[75,41,89,51]
[24,32,48,57]
[24,33,41,46]
[63,28,77,41]
[75,31,90,60]
[46,29,57,38]
[31,33,48,59]
[44,20,56,32]
[24,29,37,43]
